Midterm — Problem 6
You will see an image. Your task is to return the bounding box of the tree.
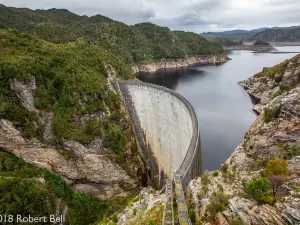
[268,175,285,196]
[266,158,289,176]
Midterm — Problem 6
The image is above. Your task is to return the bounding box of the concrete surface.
[118,80,201,189]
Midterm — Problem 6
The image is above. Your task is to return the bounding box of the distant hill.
[202,28,268,39]
[205,36,243,46]
[202,26,300,43]
[0,4,224,63]
[251,27,300,43]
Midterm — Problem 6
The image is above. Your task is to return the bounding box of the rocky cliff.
[0,72,141,201]
[132,55,231,73]
[189,54,300,225]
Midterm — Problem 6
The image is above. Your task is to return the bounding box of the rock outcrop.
[238,54,300,114]
[189,54,300,225]
[0,119,137,200]
[132,55,230,73]
[1,74,140,200]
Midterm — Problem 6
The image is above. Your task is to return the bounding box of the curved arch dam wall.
[118,80,202,189]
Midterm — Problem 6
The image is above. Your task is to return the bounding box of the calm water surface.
[137,47,300,172]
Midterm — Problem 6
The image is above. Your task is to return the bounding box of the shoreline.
[132,55,231,73]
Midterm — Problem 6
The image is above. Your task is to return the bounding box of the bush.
[201,174,211,185]
[284,145,300,159]
[221,164,228,173]
[188,206,196,223]
[246,178,273,204]
[266,158,289,176]
[263,105,281,123]
[213,171,219,177]
[206,192,228,221]
[197,192,203,200]
[133,208,137,216]
[217,184,224,192]
[202,185,209,194]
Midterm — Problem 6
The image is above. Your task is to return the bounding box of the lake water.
[137,47,300,172]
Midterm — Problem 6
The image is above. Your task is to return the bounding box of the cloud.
[0,0,300,32]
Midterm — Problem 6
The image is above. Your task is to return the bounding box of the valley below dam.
[137,46,300,172]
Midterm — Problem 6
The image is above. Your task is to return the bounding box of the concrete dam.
[118,80,202,189]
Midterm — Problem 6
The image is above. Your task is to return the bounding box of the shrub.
[206,192,228,221]
[217,184,224,192]
[202,185,209,194]
[266,158,289,176]
[201,174,211,185]
[133,208,137,216]
[221,164,228,173]
[197,192,203,200]
[284,145,300,159]
[111,214,118,223]
[263,105,281,123]
[213,171,219,177]
[188,206,196,223]
[246,178,273,204]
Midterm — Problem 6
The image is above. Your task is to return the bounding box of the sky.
[1,0,300,32]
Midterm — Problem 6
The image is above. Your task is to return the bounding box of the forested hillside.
[0,4,224,63]
[252,27,300,43]
[0,29,139,224]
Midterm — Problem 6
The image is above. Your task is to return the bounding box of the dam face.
[118,80,201,189]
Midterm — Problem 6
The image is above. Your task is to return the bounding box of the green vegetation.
[213,171,219,177]
[0,30,136,162]
[0,149,133,225]
[0,5,224,63]
[230,219,246,225]
[206,192,229,221]
[282,144,300,159]
[266,158,289,176]
[253,40,271,46]
[263,105,281,123]
[221,163,229,173]
[188,204,196,223]
[245,178,274,204]
[252,27,300,43]
[201,174,211,185]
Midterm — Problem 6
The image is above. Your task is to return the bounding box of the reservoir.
[137,47,300,172]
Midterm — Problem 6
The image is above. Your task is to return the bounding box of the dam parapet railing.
[117,79,202,189]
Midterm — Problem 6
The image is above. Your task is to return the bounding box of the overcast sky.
[1,0,300,32]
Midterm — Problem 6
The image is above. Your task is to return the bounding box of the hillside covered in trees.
[0,24,137,225]
[252,27,300,43]
[0,4,224,63]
